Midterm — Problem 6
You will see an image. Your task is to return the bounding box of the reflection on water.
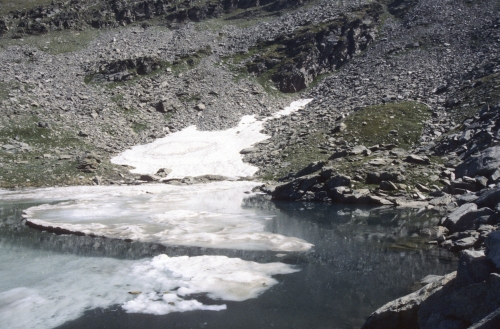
[0,190,457,329]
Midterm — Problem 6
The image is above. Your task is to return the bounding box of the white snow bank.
[0,248,298,329]
[13,182,312,251]
[111,99,313,178]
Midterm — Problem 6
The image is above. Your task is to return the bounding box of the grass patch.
[131,121,148,134]
[341,102,431,150]
[0,115,136,188]
[259,129,330,180]
[0,29,101,54]
[0,115,93,187]
[0,0,53,16]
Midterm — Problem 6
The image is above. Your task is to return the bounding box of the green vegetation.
[0,115,131,188]
[0,0,53,16]
[341,102,431,150]
[0,29,101,55]
[131,121,148,134]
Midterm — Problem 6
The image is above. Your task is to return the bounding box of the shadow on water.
[0,194,457,329]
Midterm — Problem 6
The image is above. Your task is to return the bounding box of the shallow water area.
[1,184,458,329]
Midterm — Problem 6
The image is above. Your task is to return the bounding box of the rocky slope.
[1,0,500,327]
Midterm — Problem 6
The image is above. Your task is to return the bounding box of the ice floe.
[9,182,312,252]
[0,247,298,329]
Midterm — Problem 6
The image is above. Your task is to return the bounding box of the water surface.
[0,185,457,329]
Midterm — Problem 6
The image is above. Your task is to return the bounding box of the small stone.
[195,103,206,111]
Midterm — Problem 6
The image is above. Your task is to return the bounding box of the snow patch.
[110,99,313,178]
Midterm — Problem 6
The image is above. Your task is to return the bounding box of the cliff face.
[245,3,382,92]
[0,0,315,37]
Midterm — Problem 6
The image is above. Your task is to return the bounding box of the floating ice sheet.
[11,182,312,252]
[110,99,313,178]
[0,247,298,329]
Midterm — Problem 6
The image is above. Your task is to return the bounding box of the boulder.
[418,273,500,329]
[76,153,101,173]
[456,250,495,286]
[451,236,478,251]
[442,202,477,230]
[272,175,320,200]
[476,187,500,209]
[156,168,172,177]
[455,146,500,178]
[349,145,369,155]
[485,231,500,269]
[380,180,398,191]
[405,154,430,165]
[361,272,456,329]
[325,175,351,189]
[448,207,496,233]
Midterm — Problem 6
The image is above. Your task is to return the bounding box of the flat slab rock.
[361,272,456,329]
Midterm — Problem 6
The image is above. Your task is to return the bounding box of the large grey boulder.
[418,273,500,329]
[361,272,456,329]
[456,250,495,286]
[455,146,500,179]
[445,207,496,233]
[442,203,477,229]
[272,175,320,200]
[485,231,500,269]
[325,174,351,189]
[476,187,500,209]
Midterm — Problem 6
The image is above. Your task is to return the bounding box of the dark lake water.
[0,186,457,329]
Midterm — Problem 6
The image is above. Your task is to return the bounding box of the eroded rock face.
[246,3,382,92]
